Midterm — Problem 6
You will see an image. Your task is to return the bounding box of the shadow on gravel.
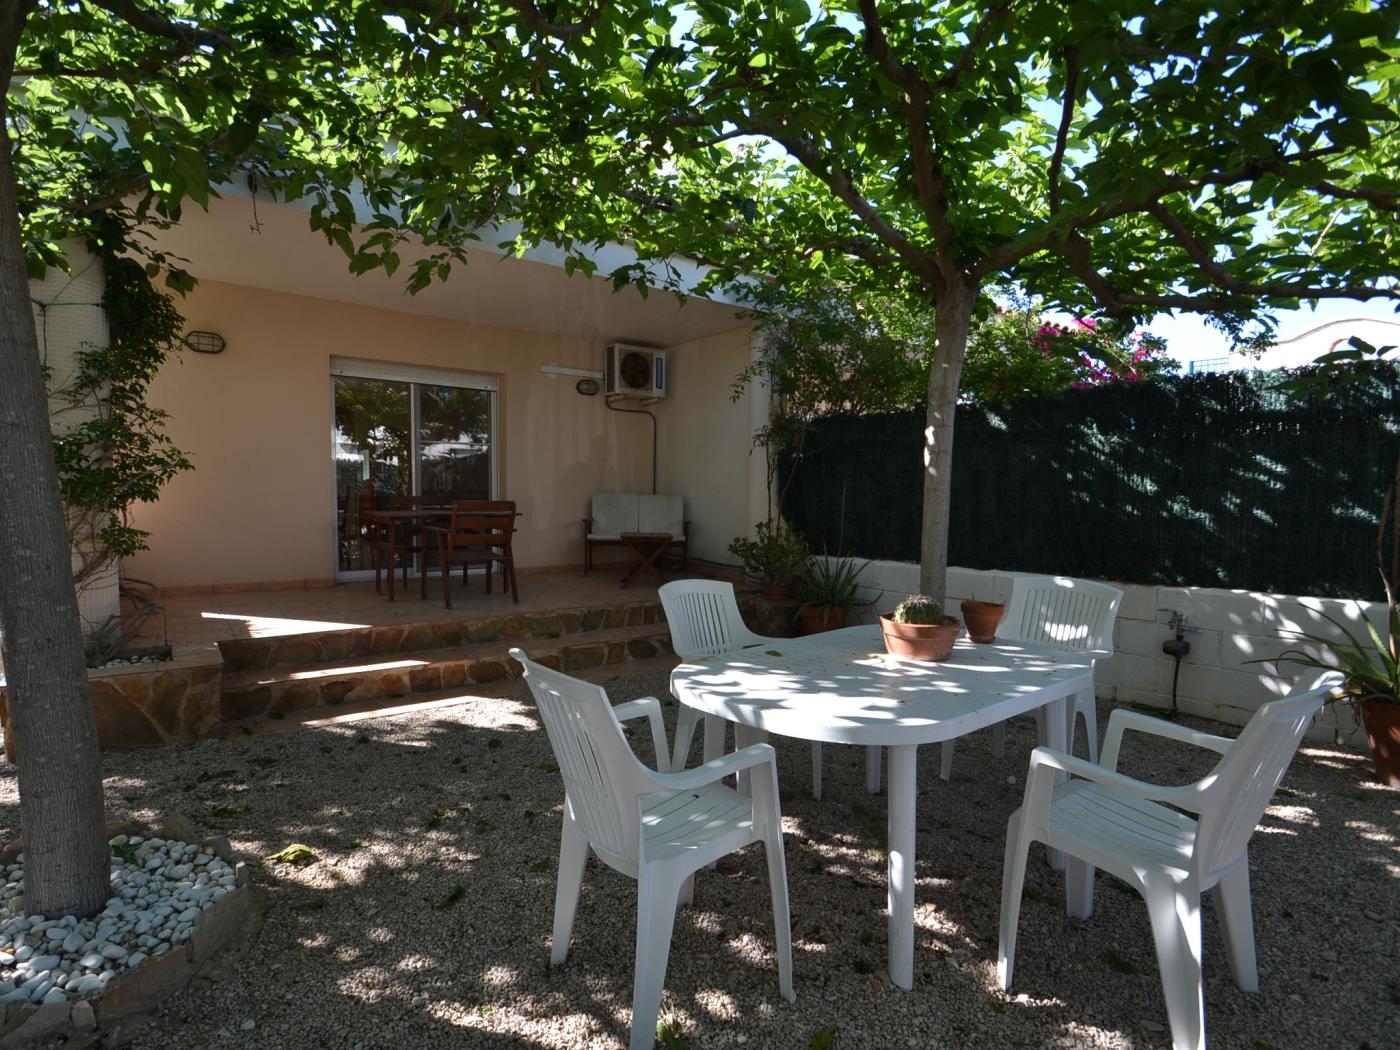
[0,687,1394,1050]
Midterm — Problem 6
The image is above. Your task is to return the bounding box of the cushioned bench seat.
[583,493,689,573]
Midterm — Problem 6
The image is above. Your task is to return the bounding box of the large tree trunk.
[917,279,978,606]
[0,1,110,918]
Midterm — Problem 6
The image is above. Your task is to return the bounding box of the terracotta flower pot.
[880,614,962,662]
[760,582,791,601]
[799,606,846,635]
[960,600,1005,644]
[1360,699,1400,787]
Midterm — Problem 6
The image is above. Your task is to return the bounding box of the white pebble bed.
[0,835,236,1007]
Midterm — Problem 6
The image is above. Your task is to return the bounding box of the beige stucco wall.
[657,327,762,564]
[127,279,751,588]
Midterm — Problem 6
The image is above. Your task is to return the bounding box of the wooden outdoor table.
[618,531,674,588]
[670,624,1094,991]
[363,508,519,601]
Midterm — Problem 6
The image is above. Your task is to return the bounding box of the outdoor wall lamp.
[186,330,226,354]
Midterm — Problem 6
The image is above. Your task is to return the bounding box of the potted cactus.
[880,595,963,661]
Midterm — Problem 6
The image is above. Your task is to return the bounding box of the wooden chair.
[422,500,518,606]
[366,493,438,593]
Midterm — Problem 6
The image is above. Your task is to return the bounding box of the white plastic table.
[669,624,1095,991]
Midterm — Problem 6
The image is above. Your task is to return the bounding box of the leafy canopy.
[18,2,1400,334]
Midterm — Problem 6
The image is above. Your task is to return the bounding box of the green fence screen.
[781,365,1400,599]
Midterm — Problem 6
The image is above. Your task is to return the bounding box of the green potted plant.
[879,595,962,661]
[727,519,810,600]
[796,555,875,634]
[1265,462,1400,785]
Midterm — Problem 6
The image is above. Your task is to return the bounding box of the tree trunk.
[0,1,110,918]
[917,279,978,606]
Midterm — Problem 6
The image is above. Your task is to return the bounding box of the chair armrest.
[612,697,672,773]
[1021,746,1207,827]
[654,742,776,791]
[1100,708,1234,772]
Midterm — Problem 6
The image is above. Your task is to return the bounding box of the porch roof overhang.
[149,194,751,346]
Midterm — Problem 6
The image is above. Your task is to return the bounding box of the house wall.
[657,326,763,563]
[839,558,1372,745]
[125,279,753,589]
[30,242,120,634]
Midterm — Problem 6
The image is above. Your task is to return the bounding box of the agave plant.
[798,555,874,611]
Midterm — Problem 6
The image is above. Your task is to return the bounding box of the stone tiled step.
[217,600,665,673]
[227,653,684,736]
[220,622,674,723]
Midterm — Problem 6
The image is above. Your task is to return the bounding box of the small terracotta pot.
[1360,699,1400,787]
[960,600,1005,644]
[879,614,962,661]
[799,606,846,635]
[760,583,790,601]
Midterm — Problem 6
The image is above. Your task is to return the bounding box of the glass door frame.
[330,357,499,582]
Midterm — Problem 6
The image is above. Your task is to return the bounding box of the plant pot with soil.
[960,598,1006,644]
[727,519,810,602]
[796,555,875,635]
[880,595,962,661]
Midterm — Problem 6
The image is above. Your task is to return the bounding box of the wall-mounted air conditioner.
[605,343,667,400]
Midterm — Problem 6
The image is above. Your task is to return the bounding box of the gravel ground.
[1,672,1396,1050]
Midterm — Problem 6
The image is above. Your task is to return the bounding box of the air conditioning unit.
[605,343,667,400]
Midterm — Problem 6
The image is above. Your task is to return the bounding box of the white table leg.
[735,724,767,796]
[865,745,882,795]
[1042,697,1068,871]
[671,705,701,772]
[886,743,917,991]
[703,715,725,763]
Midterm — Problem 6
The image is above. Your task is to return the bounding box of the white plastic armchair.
[511,648,795,1050]
[660,580,830,800]
[998,672,1342,1050]
[941,575,1122,781]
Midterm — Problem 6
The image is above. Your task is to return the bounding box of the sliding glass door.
[332,360,497,579]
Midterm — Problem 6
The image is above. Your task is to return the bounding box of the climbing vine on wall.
[42,229,192,602]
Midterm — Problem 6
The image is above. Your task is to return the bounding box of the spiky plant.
[893,595,946,625]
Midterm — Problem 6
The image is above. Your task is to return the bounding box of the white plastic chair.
[660,580,829,799]
[940,575,1123,781]
[511,647,795,1050]
[998,672,1341,1050]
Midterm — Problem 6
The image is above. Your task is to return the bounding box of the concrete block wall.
[838,559,1373,747]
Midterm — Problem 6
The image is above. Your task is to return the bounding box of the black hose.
[1168,653,1183,720]
[605,399,657,494]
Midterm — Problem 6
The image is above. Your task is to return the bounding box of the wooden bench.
[583,493,689,575]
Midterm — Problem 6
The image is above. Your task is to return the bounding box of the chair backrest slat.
[1190,672,1340,880]
[512,649,656,867]
[659,580,765,660]
[1002,575,1123,655]
[447,500,516,544]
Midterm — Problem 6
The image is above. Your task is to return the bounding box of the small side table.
[618,532,673,588]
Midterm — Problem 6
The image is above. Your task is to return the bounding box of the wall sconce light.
[186,331,226,355]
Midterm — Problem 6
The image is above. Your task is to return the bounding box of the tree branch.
[1047,46,1079,217]
[755,121,943,287]
[937,1,1014,89]
[856,0,958,266]
[86,0,233,51]
[511,0,606,39]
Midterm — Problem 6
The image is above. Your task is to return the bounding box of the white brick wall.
[838,559,1372,747]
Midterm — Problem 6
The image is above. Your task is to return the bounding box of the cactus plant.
[892,595,946,625]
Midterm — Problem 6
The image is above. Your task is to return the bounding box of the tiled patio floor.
[133,569,704,654]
